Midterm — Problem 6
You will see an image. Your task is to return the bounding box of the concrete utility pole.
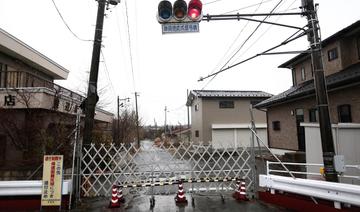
[134,92,140,147]
[82,0,106,146]
[164,106,167,135]
[302,0,338,182]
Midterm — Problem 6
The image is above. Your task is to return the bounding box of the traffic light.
[157,0,202,23]
[173,0,187,20]
[158,0,173,22]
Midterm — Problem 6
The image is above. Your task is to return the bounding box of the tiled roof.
[256,62,360,108]
[192,90,273,98]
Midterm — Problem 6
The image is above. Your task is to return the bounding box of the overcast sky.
[0,0,359,126]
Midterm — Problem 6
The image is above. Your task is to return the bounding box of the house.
[0,28,113,177]
[255,21,360,155]
[186,90,272,148]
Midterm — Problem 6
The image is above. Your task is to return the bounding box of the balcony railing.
[0,70,84,102]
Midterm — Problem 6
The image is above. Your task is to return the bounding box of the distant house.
[0,28,113,175]
[186,90,272,148]
[256,21,360,154]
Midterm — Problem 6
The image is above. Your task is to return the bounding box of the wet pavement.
[74,192,291,212]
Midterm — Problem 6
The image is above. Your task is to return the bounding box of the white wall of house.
[302,123,360,185]
[211,124,268,149]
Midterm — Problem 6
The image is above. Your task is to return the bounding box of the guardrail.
[0,180,72,196]
[259,174,360,209]
[266,161,360,181]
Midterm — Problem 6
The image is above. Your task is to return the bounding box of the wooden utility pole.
[83,0,106,146]
[302,0,338,182]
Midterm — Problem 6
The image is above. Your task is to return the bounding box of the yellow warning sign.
[41,155,63,206]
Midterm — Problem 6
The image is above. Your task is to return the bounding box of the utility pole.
[82,0,106,146]
[134,92,140,147]
[117,96,120,144]
[302,0,338,182]
[187,89,190,142]
[164,106,167,135]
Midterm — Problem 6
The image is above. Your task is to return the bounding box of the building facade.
[186,90,272,148]
[256,21,360,152]
[0,28,113,174]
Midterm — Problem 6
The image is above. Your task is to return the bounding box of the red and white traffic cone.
[232,180,241,200]
[238,179,249,201]
[117,187,125,203]
[175,181,188,204]
[109,185,120,208]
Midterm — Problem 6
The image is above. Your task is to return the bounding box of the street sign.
[41,155,63,207]
[162,22,199,34]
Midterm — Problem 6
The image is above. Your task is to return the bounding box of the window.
[338,104,352,123]
[219,100,234,109]
[195,130,199,137]
[301,67,306,81]
[328,48,338,61]
[309,108,318,122]
[195,104,199,111]
[272,121,280,131]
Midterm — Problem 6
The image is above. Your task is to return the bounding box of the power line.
[50,0,92,42]
[201,0,285,87]
[231,0,298,63]
[124,0,137,92]
[223,0,276,14]
[199,29,306,81]
[204,0,225,6]
[100,49,117,98]
[202,0,267,89]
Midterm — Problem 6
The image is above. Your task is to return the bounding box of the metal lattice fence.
[81,140,254,197]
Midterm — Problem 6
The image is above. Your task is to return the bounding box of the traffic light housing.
[158,0,173,22]
[173,0,187,20]
[157,0,202,23]
[188,0,202,21]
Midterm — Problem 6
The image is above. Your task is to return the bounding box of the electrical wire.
[201,0,267,89]
[100,49,117,98]
[50,0,92,42]
[124,0,137,92]
[231,0,298,63]
[200,29,307,81]
[204,0,225,6]
[201,0,285,87]
[222,0,276,14]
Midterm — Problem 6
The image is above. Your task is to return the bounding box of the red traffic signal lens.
[158,0,173,22]
[173,0,187,20]
[187,0,202,21]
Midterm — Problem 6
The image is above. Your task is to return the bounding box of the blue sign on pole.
[162,22,199,34]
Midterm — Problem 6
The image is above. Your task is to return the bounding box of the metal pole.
[187,89,190,142]
[302,0,338,182]
[117,96,120,144]
[135,92,140,147]
[83,0,106,146]
[69,110,81,210]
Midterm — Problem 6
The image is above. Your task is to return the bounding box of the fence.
[80,140,255,197]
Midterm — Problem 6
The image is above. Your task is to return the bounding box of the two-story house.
[0,28,113,176]
[186,90,272,148]
[256,20,360,154]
